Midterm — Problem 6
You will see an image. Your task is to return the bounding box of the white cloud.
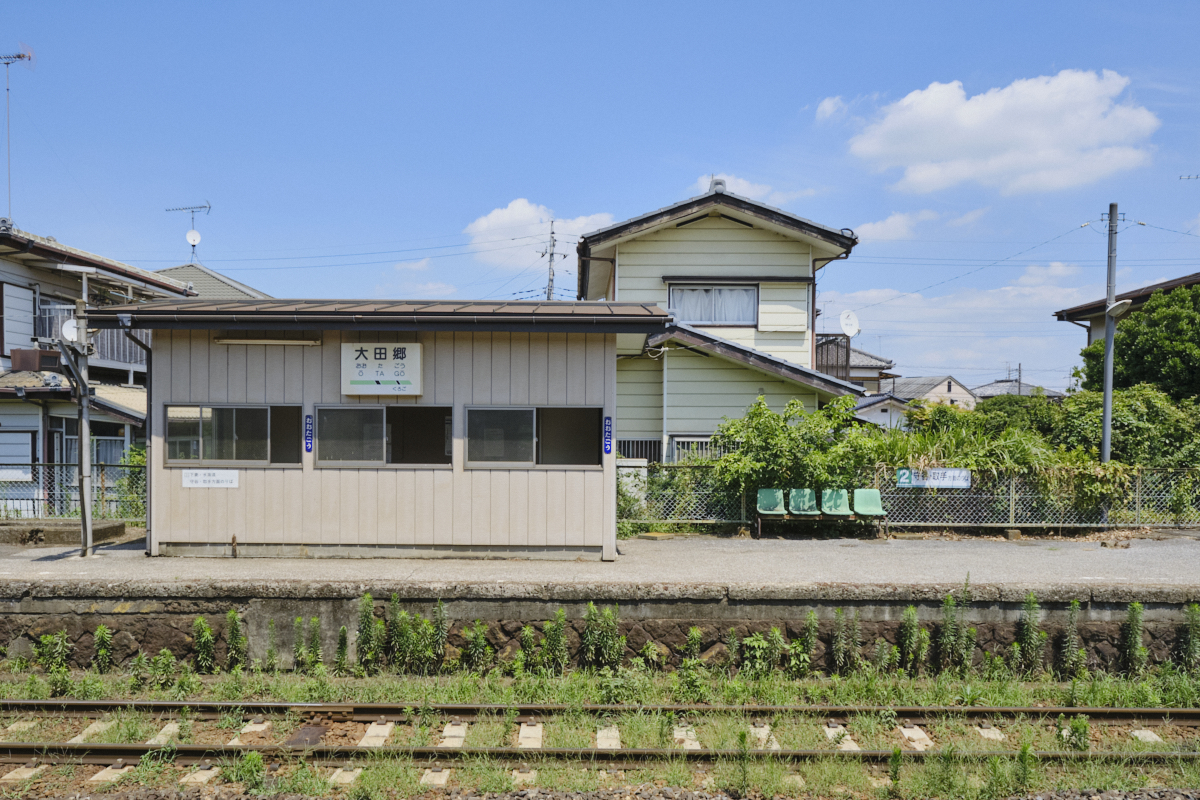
[816,96,847,122]
[816,271,1102,391]
[1014,261,1081,286]
[464,198,613,272]
[849,69,1160,194]
[691,173,816,205]
[855,210,939,241]
[371,259,455,298]
[392,258,429,271]
[947,208,988,227]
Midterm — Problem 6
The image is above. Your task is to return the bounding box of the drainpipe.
[118,315,151,555]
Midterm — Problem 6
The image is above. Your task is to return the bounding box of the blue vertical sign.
[603,416,613,455]
[304,414,314,453]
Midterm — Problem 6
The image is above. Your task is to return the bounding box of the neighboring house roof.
[1053,271,1200,322]
[971,379,1064,399]
[887,376,976,401]
[576,180,858,300]
[0,224,193,298]
[156,263,271,300]
[855,392,906,411]
[0,371,144,424]
[90,299,671,334]
[647,324,864,398]
[849,347,894,369]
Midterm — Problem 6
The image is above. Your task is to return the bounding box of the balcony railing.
[36,306,148,367]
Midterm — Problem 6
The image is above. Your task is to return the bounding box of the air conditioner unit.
[10,348,61,373]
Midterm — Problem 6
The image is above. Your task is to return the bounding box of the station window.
[316,406,452,465]
[466,407,602,467]
[165,405,301,464]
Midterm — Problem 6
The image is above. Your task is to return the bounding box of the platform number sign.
[304,414,314,453]
[603,416,613,455]
[341,343,423,395]
[896,467,971,489]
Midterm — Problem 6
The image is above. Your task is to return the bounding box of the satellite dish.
[60,318,80,343]
[186,230,201,246]
[839,309,860,338]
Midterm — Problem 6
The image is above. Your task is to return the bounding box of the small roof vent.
[709,177,726,194]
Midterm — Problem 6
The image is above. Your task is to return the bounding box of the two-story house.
[576,179,863,461]
[0,220,193,481]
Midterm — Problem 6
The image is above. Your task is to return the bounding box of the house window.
[166,405,302,464]
[316,406,452,466]
[466,407,602,467]
[947,381,952,393]
[668,285,757,326]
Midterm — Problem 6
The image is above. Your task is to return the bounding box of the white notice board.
[341,343,422,395]
[182,469,239,488]
[896,468,971,489]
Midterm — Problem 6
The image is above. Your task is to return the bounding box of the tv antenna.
[166,201,211,262]
[2,44,33,221]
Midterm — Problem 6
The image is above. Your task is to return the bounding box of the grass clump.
[831,608,861,674]
[222,750,265,792]
[91,624,113,674]
[1011,592,1048,676]
[898,605,930,676]
[225,609,247,671]
[1122,602,1149,676]
[191,617,215,674]
[581,602,624,671]
[1060,599,1088,679]
[460,621,493,673]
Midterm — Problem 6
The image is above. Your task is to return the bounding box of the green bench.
[754,487,887,537]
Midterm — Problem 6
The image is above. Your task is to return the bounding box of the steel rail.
[1,742,1200,767]
[3,700,1199,725]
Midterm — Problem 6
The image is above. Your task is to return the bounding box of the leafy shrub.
[356,594,381,674]
[684,626,702,659]
[293,616,308,673]
[265,620,278,673]
[191,617,216,674]
[128,651,149,691]
[47,666,72,697]
[386,598,449,675]
[1182,603,1200,673]
[599,665,649,704]
[1060,599,1088,679]
[225,610,247,671]
[460,621,493,673]
[74,670,105,700]
[1011,592,1048,676]
[334,626,349,676]
[672,658,707,702]
[1063,713,1090,751]
[1122,602,1148,676]
[223,750,266,792]
[581,603,624,671]
[936,587,976,675]
[150,648,178,689]
[92,624,113,674]
[639,640,664,670]
[832,608,861,674]
[307,617,323,668]
[35,631,72,672]
[898,606,929,676]
[723,627,741,673]
[741,628,786,679]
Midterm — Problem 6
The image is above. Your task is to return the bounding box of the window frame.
[163,404,303,467]
[464,405,605,470]
[667,283,759,327]
[313,404,454,469]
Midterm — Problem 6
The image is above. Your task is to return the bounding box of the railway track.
[1,700,1198,787]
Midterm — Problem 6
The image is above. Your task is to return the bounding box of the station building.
[90,300,669,560]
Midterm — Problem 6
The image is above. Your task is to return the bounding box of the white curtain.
[670,286,756,324]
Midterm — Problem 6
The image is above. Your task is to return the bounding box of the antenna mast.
[2,50,31,220]
[166,202,211,262]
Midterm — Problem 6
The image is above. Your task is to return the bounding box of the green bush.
[92,624,113,674]
[1122,602,1149,676]
[581,602,624,671]
[1060,600,1088,679]
[225,610,247,672]
[35,631,72,672]
[191,617,216,674]
[460,621,493,673]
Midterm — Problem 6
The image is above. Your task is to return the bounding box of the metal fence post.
[1009,475,1016,525]
[1135,469,1142,526]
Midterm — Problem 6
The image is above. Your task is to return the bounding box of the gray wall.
[151,330,618,558]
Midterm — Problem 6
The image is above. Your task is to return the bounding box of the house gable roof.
[576,185,858,300]
[647,324,864,398]
[156,263,272,300]
[849,347,894,369]
[1053,271,1200,322]
[888,375,976,401]
[971,378,1064,398]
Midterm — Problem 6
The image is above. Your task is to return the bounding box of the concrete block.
[69,720,113,743]
[147,721,179,745]
[358,721,394,747]
[512,767,537,786]
[180,766,220,785]
[89,764,134,782]
[898,724,934,751]
[228,718,270,745]
[329,767,362,785]
[974,725,1005,741]
[823,722,860,751]
[420,767,451,786]
[0,765,43,782]
[748,722,780,751]
[1131,729,1163,743]
[673,725,701,750]
[517,721,543,749]
[438,721,468,748]
[596,725,621,749]
[5,719,38,734]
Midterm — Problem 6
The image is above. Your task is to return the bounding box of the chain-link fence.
[618,464,746,523]
[0,464,146,522]
[617,463,1200,528]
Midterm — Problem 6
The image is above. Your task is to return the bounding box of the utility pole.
[544,220,556,301]
[1101,203,1118,463]
[2,50,31,219]
[1017,363,1022,396]
[57,299,93,556]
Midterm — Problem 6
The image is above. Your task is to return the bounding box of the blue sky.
[5,2,1199,390]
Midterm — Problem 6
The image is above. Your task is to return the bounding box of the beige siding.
[151,330,617,554]
[615,217,812,366]
[918,379,977,411]
[663,349,817,435]
[616,357,663,439]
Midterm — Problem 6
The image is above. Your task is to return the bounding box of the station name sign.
[341,343,423,396]
[895,467,971,489]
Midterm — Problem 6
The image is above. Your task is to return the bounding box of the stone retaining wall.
[0,579,1194,673]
